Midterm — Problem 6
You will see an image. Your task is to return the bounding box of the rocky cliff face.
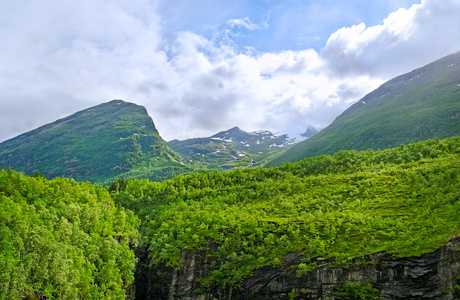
[139,237,460,299]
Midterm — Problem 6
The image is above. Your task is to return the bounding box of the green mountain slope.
[0,100,190,183]
[267,51,460,166]
[168,127,301,170]
[112,136,460,293]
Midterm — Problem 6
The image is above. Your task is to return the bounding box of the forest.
[1,136,460,298]
[112,137,460,290]
[0,169,139,299]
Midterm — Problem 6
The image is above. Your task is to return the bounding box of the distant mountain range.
[168,126,315,170]
[267,50,460,166]
[1,51,459,181]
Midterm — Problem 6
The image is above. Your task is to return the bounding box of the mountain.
[300,125,318,138]
[168,126,299,170]
[267,51,460,166]
[0,100,190,183]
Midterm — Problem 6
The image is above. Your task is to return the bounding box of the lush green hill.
[2,136,459,298]
[168,127,301,170]
[0,168,139,299]
[267,51,460,166]
[112,136,460,291]
[0,100,191,183]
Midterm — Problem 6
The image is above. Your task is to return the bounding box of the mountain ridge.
[267,50,460,166]
[0,99,190,182]
[168,126,305,170]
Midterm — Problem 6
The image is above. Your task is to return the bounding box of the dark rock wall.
[140,237,460,299]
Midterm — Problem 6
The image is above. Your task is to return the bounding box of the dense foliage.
[333,281,379,300]
[113,137,460,289]
[2,136,459,298]
[0,169,139,299]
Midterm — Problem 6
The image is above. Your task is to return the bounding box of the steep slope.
[168,126,300,170]
[267,50,460,166]
[0,100,190,183]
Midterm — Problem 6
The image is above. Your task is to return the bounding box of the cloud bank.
[0,0,459,142]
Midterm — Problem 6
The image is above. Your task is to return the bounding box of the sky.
[1,0,460,142]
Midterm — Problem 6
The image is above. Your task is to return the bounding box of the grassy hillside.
[112,136,460,290]
[0,168,139,299]
[267,51,460,166]
[0,100,191,183]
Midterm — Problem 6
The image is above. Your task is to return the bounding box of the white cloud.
[227,16,268,31]
[0,0,166,140]
[0,0,459,143]
[322,0,460,78]
[144,35,382,140]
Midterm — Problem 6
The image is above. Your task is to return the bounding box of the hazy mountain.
[0,100,190,183]
[168,126,299,170]
[300,125,318,138]
[267,50,460,166]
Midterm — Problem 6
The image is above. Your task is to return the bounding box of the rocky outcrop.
[140,237,460,299]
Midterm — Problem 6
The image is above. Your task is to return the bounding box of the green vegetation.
[112,136,460,290]
[0,169,139,299]
[269,51,460,166]
[1,136,459,298]
[333,281,379,300]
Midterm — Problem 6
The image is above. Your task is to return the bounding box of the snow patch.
[250,130,271,135]
[404,78,414,85]
[282,132,308,145]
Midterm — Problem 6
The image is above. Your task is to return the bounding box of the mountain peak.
[169,126,297,170]
[211,127,249,142]
[0,100,187,182]
[300,126,318,138]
